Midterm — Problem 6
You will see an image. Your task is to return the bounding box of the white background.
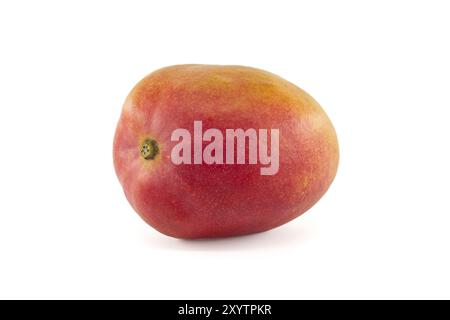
[0,1,449,299]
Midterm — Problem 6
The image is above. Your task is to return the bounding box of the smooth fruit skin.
[114,65,339,239]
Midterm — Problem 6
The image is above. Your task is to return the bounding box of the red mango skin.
[113,65,339,239]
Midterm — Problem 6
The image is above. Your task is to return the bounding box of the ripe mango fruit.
[114,65,338,238]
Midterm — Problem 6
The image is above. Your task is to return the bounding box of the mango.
[113,65,339,238]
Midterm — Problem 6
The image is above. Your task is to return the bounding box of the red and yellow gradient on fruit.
[113,65,339,239]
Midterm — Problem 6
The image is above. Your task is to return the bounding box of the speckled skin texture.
[113,65,339,238]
